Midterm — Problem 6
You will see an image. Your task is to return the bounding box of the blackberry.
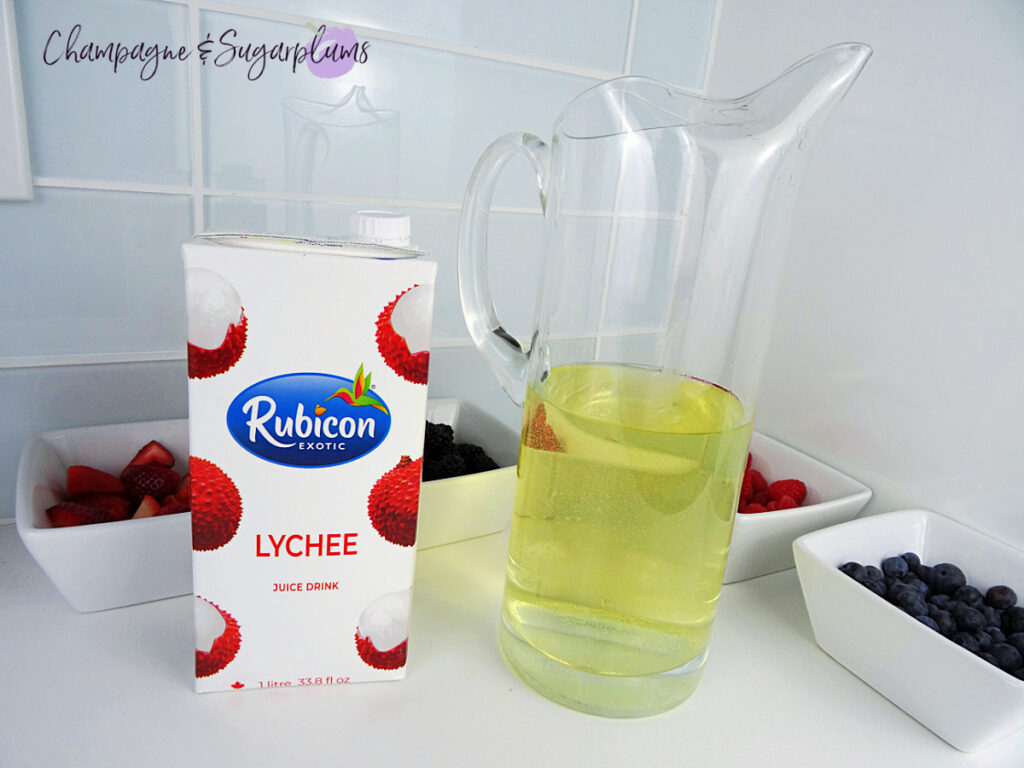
[457,442,499,473]
[423,451,466,481]
[424,421,455,459]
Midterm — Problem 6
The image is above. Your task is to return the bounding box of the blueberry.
[930,563,967,595]
[976,630,993,650]
[978,651,998,667]
[1006,632,1024,656]
[1003,606,1024,635]
[933,609,957,638]
[987,626,1006,644]
[927,594,952,611]
[860,578,888,599]
[953,603,986,633]
[901,575,929,598]
[953,631,981,653]
[914,564,932,583]
[982,604,1002,629]
[882,556,908,579]
[891,589,927,617]
[988,643,1023,672]
[901,552,921,570]
[985,585,1017,610]
[1014,668,1024,682]
[863,565,884,583]
[953,585,984,609]
[915,615,940,632]
[839,561,864,580]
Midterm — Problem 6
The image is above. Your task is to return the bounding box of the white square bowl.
[16,400,520,612]
[417,398,519,549]
[793,509,1024,752]
[15,418,194,613]
[723,432,872,583]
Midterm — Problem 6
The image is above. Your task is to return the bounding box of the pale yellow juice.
[499,364,752,716]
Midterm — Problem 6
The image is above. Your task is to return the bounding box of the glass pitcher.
[457,43,872,717]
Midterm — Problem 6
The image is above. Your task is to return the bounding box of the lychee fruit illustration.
[355,589,411,670]
[189,456,243,551]
[375,285,432,385]
[186,268,247,380]
[194,596,242,678]
[367,455,422,547]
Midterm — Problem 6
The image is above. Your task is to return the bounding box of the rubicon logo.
[227,369,391,467]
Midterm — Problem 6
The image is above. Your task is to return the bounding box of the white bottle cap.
[350,210,411,248]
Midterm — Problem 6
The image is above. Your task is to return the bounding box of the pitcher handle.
[457,132,549,406]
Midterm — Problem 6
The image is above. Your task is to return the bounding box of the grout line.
[0,351,187,370]
[33,177,195,196]
[623,0,641,75]
[32,177,546,216]
[187,1,206,232]
[193,0,618,82]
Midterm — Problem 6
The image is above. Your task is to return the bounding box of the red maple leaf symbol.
[231,681,244,689]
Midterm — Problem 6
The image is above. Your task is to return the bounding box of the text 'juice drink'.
[499,364,752,716]
[183,229,436,693]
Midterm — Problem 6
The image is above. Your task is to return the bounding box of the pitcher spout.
[742,43,873,137]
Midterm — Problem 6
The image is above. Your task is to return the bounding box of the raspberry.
[768,479,807,505]
[743,503,768,514]
[748,469,768,493]
[740,472,754,502]
[774,494,798,510]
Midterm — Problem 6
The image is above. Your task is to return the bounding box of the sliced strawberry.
[70,492,132,522]
[66,465,125,496]
[121,464,180,501]
[174,473,191,505]
[125,440,175,470]
[158,496,189,516]
[47,501,109,527]
[132,495,160,519]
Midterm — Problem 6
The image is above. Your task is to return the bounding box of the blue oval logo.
[227,370,391,467]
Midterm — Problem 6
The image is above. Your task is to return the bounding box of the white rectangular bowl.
[723,432,872,583]
[16,400,520,612]
[15,419,193,613]
[794,509,1024,752]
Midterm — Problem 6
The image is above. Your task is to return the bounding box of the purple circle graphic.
[306,27,358,79]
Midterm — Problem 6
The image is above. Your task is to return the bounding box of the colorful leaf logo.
[326,364,389,414]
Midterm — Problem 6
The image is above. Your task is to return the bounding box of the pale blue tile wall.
[0,0,717,516]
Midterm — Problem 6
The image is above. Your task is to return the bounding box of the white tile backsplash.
[200,10,596,206]
[706,0,1024,549]
[13,0,191,184]
[203,196,545,345]
[630,0,717,86]
[212,0,633,74]
[0,187,192,358]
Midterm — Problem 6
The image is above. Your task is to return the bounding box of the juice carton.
[182,225,436,693]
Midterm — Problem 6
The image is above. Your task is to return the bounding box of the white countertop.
[2,521,1022,767]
